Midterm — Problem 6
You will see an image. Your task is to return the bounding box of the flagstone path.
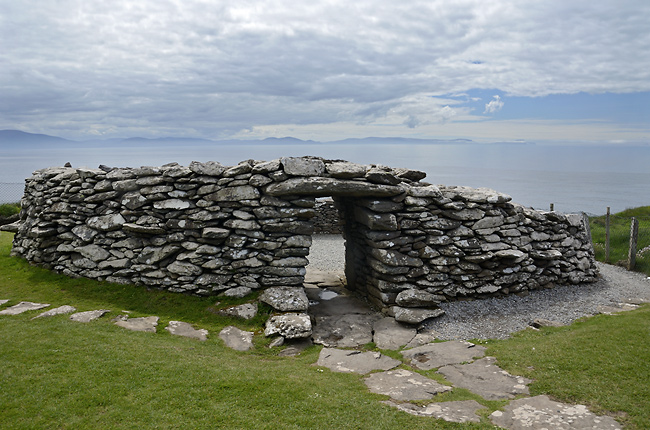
[0,267,630,429]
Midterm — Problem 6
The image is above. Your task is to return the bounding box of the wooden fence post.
[550,203,554,211]
[628,217,639,270]
[605,207,610,263]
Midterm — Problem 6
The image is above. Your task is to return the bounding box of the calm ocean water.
[1,141,648,215]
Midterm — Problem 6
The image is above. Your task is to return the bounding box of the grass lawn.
[590,206,650,276]
[1,231,648,429]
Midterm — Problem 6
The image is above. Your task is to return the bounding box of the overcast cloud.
[1,0,649,141]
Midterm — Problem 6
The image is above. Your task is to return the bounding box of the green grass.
[484,308,650,430]
[0,202,20,217]
[2,231,648,429]
[590,206,650,276]
[0,232,492,429]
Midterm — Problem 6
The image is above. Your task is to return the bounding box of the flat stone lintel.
[265,177,403,197]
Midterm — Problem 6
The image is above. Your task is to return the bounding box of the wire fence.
[0,183,24,205]
[590,214,650,276]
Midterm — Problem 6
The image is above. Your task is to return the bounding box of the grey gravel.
[309,235,650,340]
[307,234,346,272]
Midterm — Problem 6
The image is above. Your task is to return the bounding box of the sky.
[1,0,649,143]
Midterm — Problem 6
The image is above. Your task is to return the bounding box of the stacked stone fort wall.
[10,157,598,321]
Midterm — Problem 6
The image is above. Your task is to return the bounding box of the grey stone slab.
[383,400,484,423]
[218,287,253,298]
[264,313,312,339]
[372,317,417,350]
[312,314,381,347]
[317,348,401,374]
[32,305,77,319]
[166,320,209,341]
[401,340,486,370]
[393,306,445,324]
[490,395,621,429]
[0,299,9,306]
[219,325,254,351]
[0,301,50,315]
[597,304,639,315]
[114,315,159,333]
[69,309,110,322]
[403,332,439,349]
[365,369,452,401]
[438,356,531,400]
[259,286,309,312]
[217,303,258,320]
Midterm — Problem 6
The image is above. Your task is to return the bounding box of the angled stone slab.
[166,320,209,341]
[365,369,452,401]
[69,309,110,322]
[490,395,622,429]
[311,314,381,348]
[438,356,531,400]
[0,301,50,315]
[401,340,486,370]
[316,348,401,374]
[259,287,309,312]
[597,304,639,315]
[219,326,253,351]
[383,400,483,423]
[32,305,76,319]
[393,306,445,324]
[0,299,9,306]
[372,317,417,350]
[114,315,159,333]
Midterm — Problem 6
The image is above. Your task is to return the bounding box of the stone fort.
[9,156,598,324]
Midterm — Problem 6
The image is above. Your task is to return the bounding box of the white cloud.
[0,0,649,140]
[484,95,504,114]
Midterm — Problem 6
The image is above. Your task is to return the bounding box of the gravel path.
[309,235,650,340]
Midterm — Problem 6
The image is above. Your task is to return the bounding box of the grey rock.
[189,160,226,176]
[264,313,312,339]
[123,223,166,235]
[219,325,253,350]
[393,306,445,324]
[372,317,417,350]
[114,315,159,333]
[490,395,621,429]
[438,356,531,400]
[167,261,202,276]
[0,301,50,315]
[265,177,403,197]
[281,157,326,176]
[32,305,76,319]
[407,185,441,197]
[311,314,380,347]
[401,340,486,370]
[259,287,309,312]
[202,227,230,240]
[325,161,367,178]
[217,303,258,320]
[383,400,483,423]
[365,168,401,185]
[530,318,565,328]
[166,320,209,341]
[316,348,401,374]
[206,185,260,201]
[69,309,110,322]
[87,213,125,231]
[153,199,191,210]
[370,249,423,267]
[396,289,444,307]
[218,287,253,298]
[0,299,9,306]
[365,369,452,400]
[404,332,439,349]
[71,225,98,241]
[78,244,111,262]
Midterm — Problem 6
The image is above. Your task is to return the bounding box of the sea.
[1,140,648,215]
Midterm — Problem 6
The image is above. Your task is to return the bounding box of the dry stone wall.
[10,156,598,323]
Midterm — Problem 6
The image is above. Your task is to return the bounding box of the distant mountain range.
[1,129,512,146]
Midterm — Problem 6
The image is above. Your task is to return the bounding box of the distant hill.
[0,130,72,144]
[327,137,474,145]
